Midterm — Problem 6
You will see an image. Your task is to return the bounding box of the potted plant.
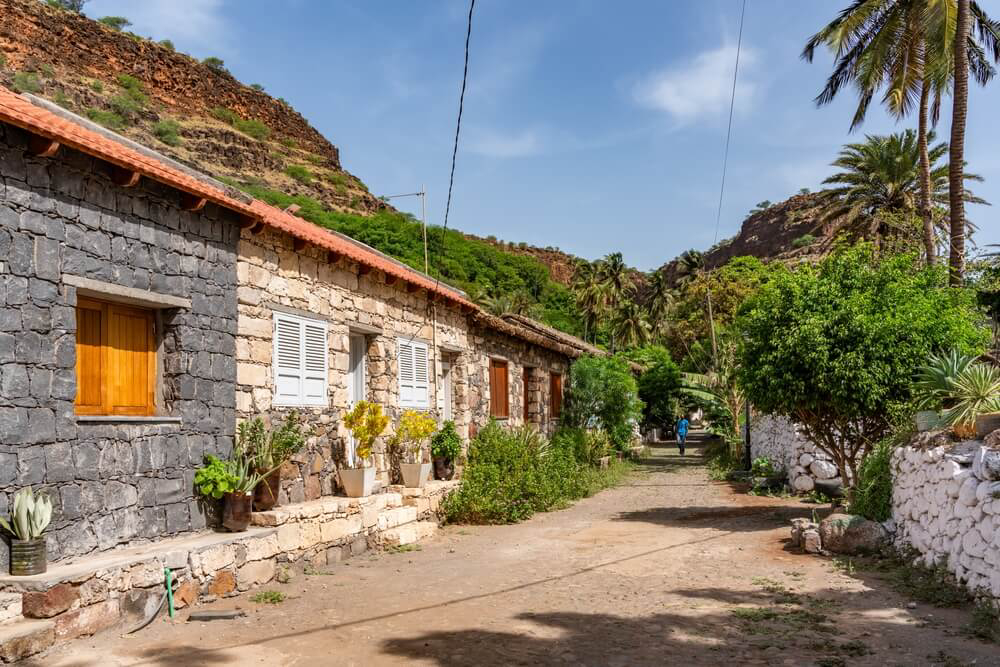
[0,488,53,576]
[239,412,311,511]
[431,420,462,480]
[935,362,1000,439]
[914,350,978,432]
[391,410,437,488]
[195,452,268,532]
[341,401,388,497]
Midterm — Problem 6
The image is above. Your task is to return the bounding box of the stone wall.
[0,121,240,565]
[891,434,1000,599]
[750,414,839,492]
[236,228,572,501]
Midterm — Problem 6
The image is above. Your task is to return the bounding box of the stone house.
[0,85,598,567]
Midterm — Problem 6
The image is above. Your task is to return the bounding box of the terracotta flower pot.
[340,467,375,498]
[975,412,1000,440]
[222,492,253,532]
[401,462,433,488]
[10,538,47,576]
[433,457,455,481]
[253,469,282,511]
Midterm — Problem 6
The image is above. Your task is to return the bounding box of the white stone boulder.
[809,459,838,480]
[792,475,815,492]
[818,513,889,555]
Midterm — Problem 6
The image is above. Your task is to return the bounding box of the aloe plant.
[914,349,978,410]
[0,488,53,541]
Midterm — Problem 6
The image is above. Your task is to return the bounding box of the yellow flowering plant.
[388,410,438,464]
[343,401,389,468]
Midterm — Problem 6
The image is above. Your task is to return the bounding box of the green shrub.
[90,79,104,93]
[791,233,817,248]
[234,118,270,140]
[53,90,72,109]
[431,421,462,461]
[85,108,126,130]
[211,107,239,124]
[250,83,264,91]
[202,56,228,73]
[159,39,175,51]
[285,164,313,184]
[442,422,627,524]
[39,63,55,78]
[153,119,182,146]
[0,54,6,69]
[98,16,131,31]
[850,435,897,521]
[13,72,40,94]
[563,355,643,451]
[637,350,682,432]
[109,93,141,116]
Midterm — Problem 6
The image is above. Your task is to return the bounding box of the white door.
[440,361,453,421]
[347,335,366,466]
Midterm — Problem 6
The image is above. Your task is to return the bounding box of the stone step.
[380,521,438,548]
[376,506,418,531]
[0,592,22,626]
[0,618,54,663]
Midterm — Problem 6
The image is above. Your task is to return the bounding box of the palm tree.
[571,261,608,344]
[611,299,651,350]
[647,268,673,339]
[597,253,634,353]
[951,0,973,284]
[672,249,718,362]
[818,131,985,251]
[803,0,1000,267]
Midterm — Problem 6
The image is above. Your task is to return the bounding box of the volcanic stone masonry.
[0,120,241,567]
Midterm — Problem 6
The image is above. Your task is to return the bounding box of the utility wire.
[712,0,747,245]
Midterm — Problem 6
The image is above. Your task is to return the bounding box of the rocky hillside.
[0,0,384,214]
[657,193,828,283]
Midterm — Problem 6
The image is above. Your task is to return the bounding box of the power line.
[712,0,747,245]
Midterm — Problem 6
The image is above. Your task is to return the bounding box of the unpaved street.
[43,436,998,666]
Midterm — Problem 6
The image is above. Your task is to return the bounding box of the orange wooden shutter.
[490,360,509,419]
[75,298,105,415]
[106,303,155,416]
[550,373,563,419]
[523,368,532,422]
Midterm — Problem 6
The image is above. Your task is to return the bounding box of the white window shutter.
[273,312,328,406]
[412,342,429,409]
[398,339,416,408]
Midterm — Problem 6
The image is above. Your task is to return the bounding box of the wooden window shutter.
[273,312,328,406]
[550,372,563,419]
[75,297,155,416]
[489,359,509,419]
[75,298,105,415]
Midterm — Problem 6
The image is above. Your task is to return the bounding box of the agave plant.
[940,363,1000,428]
[0,487,53,541]
[914,349,978,410]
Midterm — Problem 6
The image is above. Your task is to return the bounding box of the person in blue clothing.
[676,416,689,455]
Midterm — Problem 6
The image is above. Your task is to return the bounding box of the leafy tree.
[98,16,131,31]
[818,131,985,252]
[202,57,228,73]
[738,245,988,485]
[563,355,643,451]
[680,331,746,443]
[637,351,682,432]
[46,0,86,11]
[803,0,1000,270]
[250,83,265,91]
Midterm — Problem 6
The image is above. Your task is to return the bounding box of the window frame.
[74,296,157,417]
[489,358,510,419]
[272,310,330,408]
[397,337,430,410]
[549,371,563,420]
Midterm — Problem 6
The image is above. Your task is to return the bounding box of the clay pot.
[222,492,253,532]
[253,469,282,511]
[10,538,47,576]
[433,457,455,481]
[914,410,940,432]
[975,412,1000,440]
[401,462,433,488]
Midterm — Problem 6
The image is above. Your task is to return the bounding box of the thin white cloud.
[467,129,542,158]
[86,0,230,54]
[633,44,759,123]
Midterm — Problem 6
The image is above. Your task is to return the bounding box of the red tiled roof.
[0,85,473,308]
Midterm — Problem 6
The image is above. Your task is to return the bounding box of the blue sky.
[86,0,1000,271]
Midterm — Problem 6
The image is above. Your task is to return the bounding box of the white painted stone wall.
[750,414,840,492]
[892,436,1000,598]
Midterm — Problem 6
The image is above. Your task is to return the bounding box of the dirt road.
[43,434,998,666]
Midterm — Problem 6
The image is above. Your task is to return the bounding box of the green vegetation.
[97,16,131,31]
[430,421,462,461]
[235,185,581,334]
[202,57,229,73]
[849,435,896,521]
[739,245,988,484]
[153,119,182,146]
[791,233,816,248]
[84,108,125,130]
[443,422,631,524]
[158,39,175,51]
[45,0,85,11]
[562,355,643,451]
[285,164,313,184]
[38,63,55,78]
[211,107,271,140]
[90,79,104,93]
[53,90,72,109]
[250,591,286,604]
[250,83,265,91]
[636,347,681,433]
[0,54,6,69]
[13,72,40,94]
